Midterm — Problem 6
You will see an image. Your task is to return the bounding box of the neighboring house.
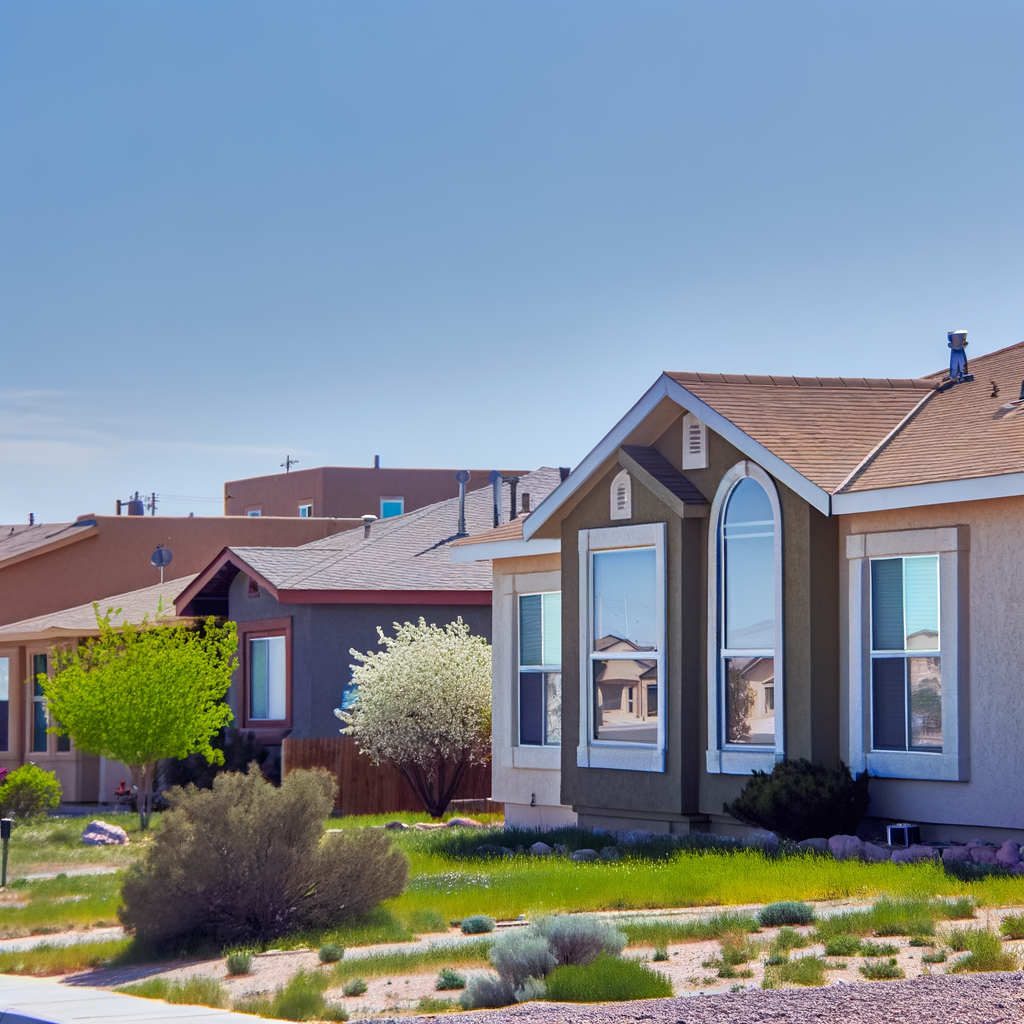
[225,463,526,520]
[176,469,563,778]
[0,514,351,628]
[455,338,1024,842]
[0,577,199,802]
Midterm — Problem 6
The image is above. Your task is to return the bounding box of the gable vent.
[682,413,708,470]
[610,468,632,520]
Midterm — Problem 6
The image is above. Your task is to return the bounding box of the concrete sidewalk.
[0,975,285,1023]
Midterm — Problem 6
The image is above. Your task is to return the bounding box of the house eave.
[833,471,1024,514]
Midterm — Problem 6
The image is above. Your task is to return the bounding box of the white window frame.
[517,591,562,749]
[298,503,313,518]
[706,461,785,775]
[847,527,968,781]
[578,522,666,773]
[380,496,405,519]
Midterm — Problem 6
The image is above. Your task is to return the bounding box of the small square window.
[380,497,404,519]
[298,503,313,518]
[246,509,262,517]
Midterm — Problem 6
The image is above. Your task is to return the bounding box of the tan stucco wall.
[840,496,1024,835]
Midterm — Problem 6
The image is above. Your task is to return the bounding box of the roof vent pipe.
[948,329,971,383]
[374,455,380,469]
[362,514,377,538]
[488,471,502,529]
[455,471,470,537]
[505,476,520,521]
[559,466,570,481]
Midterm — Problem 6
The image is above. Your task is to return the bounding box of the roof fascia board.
[661,377,832,516]
[617,448,709,520]
[450,537,560,563]
[524,377,675,541]
[274,589,491,605]
[833,472,1024,514]
[0,525,98,572]
[0,627,101,644]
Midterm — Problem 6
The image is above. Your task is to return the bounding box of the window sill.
[577,743,664,773]
[512,746,561,770]
[866,749,967,782]
[706,748,780,775]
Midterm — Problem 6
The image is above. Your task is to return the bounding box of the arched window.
[706,461,782,772]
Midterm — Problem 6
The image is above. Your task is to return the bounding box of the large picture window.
[870,555,941,752]
[249,636,287,721]
[518,592,561,746]
[578,522,666,772]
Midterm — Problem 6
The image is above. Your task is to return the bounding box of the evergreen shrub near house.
[0,764,62,820]
[118,765,407,949]
[723,759,870,842]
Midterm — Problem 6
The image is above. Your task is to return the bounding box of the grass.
[860,940,899,956]
[543,954,674,1002]
[1000,914,1024,940]
[232,968,348,1021]
[0,937,132,976]
[812,898,975,942]
[618,912,759,947]
[921,948,947,963]
[116,976,228,1007]
[417,997,459,1013]
[436,966,467,990]
[823,935,862,956]
[0,872,124,937]
[331,940,494,983]
[859,957,905,980]
[2,814,150,875]
[946,928,1019,973]
[763,954,827,987]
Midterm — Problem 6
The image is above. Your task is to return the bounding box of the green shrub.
[234,969,344,1021]
[1000,914,1024,940]
[117,976,228,1007]
[921,949,947,963]
[543,954,673,1002]
[461,915,496,935]
[459,973,514,1009]
[118,766,407,948]
[859,957,904,981]
[436,967,466,991]
[418,997,457,1013]
[342,977,367,996]
[488,930,556,987]
[823,935,861,957]
[860,940,898,957]
[652,946,669,962]
[534,915,627,967]
[514,976,547,1002]
[0,765,61,820]
[225,951,252,976]
[723,759,869,841]
[319,943,345,964]
[763,955,827,988]
[909,935,932,947]
[773,928,809,951]
[946,928,1018,973]
[758,902,815,927]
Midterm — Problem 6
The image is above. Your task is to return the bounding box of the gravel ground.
[448,972,1024,1024]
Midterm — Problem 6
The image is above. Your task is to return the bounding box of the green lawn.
[3,815,151,875]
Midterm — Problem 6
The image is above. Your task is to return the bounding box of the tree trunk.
[399,754,470,818]
[130,762,156,830]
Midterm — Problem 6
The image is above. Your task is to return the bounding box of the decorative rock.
[996,840,1021,869]
[829,835,865,861]
[744,830,780,853]
[529,841,553,856]
[942,845,972,863]
[384,820,410,831]
[501,847,516,857]
[969,844,999,866]
[599,846,622,862]
[796,838,830,855]
[553,843,568,855]
[413,822,447,831]
[570,848,599,862]
[861,842,890,863]
[446,817,483,828]
[81,820,129,846]
[891,844,939,865]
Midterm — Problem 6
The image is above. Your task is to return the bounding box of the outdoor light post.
[1,818,11,887]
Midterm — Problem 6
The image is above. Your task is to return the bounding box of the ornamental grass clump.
[762,955,827,988]
[233,969,348,1021]
[758,902,815,927]
[342,978,367,996]
[118,765,407,949]
[319,943,345,964]
[543,955,672,1002]
[436,967,467,990]
[859,957,905,981]
[225,951,252,976]
[535,915,627,967]
[461,915,496,935]
[117,976,229,1008]
[946,928,1018,973]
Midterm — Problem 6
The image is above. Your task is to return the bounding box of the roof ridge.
[667,371,935,390]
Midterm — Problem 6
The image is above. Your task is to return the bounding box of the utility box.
[887,823,921,847]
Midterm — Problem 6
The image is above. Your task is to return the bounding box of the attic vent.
[610,468,632,521]
[682,413,708,470]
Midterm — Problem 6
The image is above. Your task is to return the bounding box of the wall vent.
[682,413,708,470]
[610,468,632,520]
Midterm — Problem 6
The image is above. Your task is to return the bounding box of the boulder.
[529,842,553,857]
[81,820,129,846]
[942,845,972,863]
[475,843,505,857]
[570,848,599,862]
[501,847,516,858]
[996,840,1021,869]
[599,846,622,862]
[891,844,939,865]
[861,842,890,863]
[968,844,999,866]
[553,843,568,855]
[744,830,780,853]
[797,838,831,855]
[829,835,865,861]
[384,820,410,831]
[446,817,483,828]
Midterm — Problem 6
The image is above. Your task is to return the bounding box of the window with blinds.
[518,592,561,746]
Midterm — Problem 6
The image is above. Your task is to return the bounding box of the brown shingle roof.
[839,341,1024,492]
[451,518,525,546]
[667,372,936,492]
[0,519,97,569]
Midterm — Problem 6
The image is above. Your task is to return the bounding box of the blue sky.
[1,1,1021,523]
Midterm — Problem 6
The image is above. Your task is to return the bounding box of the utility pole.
[280,456,299,472]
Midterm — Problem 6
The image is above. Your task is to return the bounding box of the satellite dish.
[455,470,471,484]
[151,546,173,568]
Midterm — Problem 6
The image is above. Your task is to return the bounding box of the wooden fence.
[281,736,492,816]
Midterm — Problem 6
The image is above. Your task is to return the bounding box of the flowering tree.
[336,618,491,817]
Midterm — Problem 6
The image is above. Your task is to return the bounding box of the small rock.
[446,817,483,828]
[570,848,599,862]
[529,842,553,856]
[969,844,999,866]
[599,846,622,862]
[501,847,516,858]
[997,840,1021,869]
[744,830,780,853]
[861,842,890,863]
[553,843,568,855]
[383,820,410,831]
[413,822,447,831]
[81,820,129,846]
[829,835,865,861]
[891,844,939,865]
[942,845,972,863]
[797,838,830,855]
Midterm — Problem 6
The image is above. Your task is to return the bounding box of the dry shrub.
[118,765,408,948]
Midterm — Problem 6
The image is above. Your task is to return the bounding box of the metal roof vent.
[610,468,632,520]
[455,471,470,537]
[682,413,708,470]
[947,330,974,385]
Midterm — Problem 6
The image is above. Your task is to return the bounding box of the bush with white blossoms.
[336,618,491,817]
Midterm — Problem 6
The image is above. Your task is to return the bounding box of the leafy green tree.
[337,618,491,817]
[44,607,237,828]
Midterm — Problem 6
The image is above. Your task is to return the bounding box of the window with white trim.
[518,592,561,746]
[249,636,287,721]
[380,497,404,519]
[298,503,313,517]
[578,523,666,772]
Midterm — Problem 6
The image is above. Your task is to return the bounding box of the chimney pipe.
[374,455,380,469]
[28,513,34,526]
[505,476,520,520]
[455,470,471,537]
[488,471,502,529]
[559,466,570,481]
[362,514,378,538]
[521,492,530,513]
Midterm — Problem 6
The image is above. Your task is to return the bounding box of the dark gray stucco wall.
[227,572,492,740]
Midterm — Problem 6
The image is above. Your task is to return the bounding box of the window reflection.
[725,656,775,746]
[593,654,658,744]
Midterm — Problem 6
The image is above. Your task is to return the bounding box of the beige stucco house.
[455,337,1024,841]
